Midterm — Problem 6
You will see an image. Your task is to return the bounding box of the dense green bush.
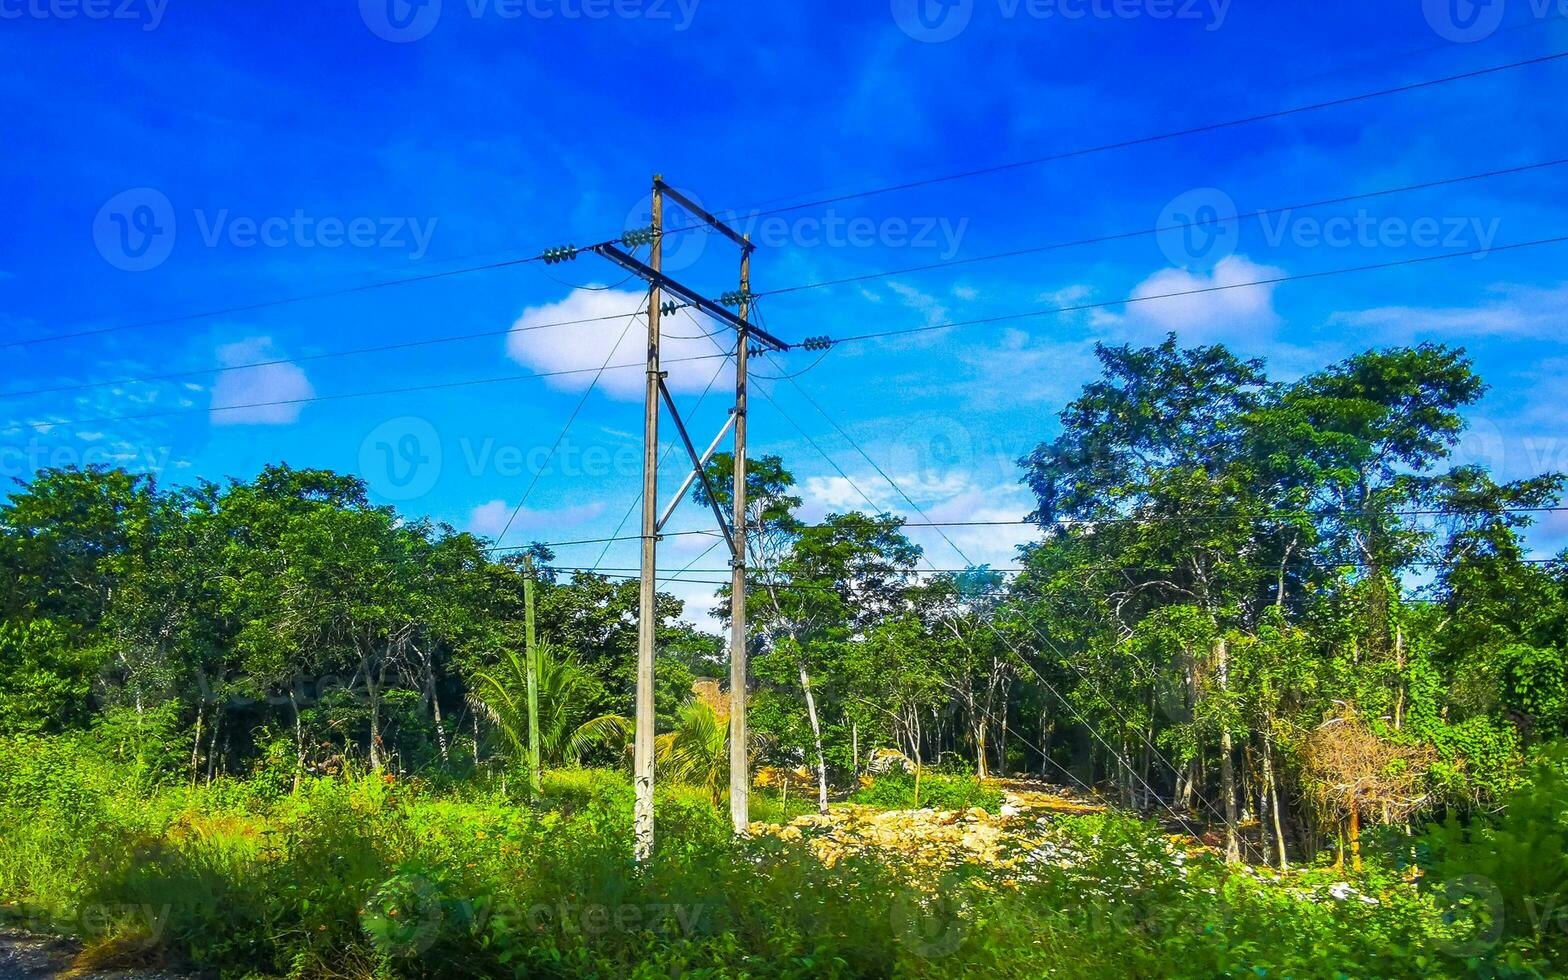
[1420,744,1568,972]
[6,738,1568,977]
[849,771,1004,812]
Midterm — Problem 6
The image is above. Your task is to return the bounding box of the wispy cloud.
[209,337,314,426]
[466,499,607,538]
[1331,282,1568,343]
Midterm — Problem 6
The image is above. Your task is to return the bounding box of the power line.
[828,234,1568,347]
[15,222,1565,417]
[3,229,645,353]
[0,308,655,403]
[753,158,1568,299]
[1,352,730,431]
[666,52,1568,236]
[23,52,1560,358]
[494,295,646,550]
[520,508,1568,551]
[753,374,1218,833]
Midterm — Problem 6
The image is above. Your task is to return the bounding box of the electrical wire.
[752,158,1568,300]
[493,292,648,550]
[663,52,1568,237]
[1,350,729,431]
[828,234,1568,347]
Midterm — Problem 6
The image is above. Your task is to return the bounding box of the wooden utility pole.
[729,239,751,834]
[578,177,787,861]
[633,179,664,862]
[522,555,541,798]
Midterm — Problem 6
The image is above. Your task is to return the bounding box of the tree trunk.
[1348,808,1363,872]
[850,719,859,784]
[798,661,829,814]
[362,653,385,771]
[1263,725,1288,869]
[206,709,223,785]
[427,671,450,764]
[289,688,305,793]
[973,718,990,779]
[1215,637,1240,863]
[190,705,204,786]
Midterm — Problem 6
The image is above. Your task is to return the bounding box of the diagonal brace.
[658,379,736,556]
[657,411,736,532]
[593,243,789,352]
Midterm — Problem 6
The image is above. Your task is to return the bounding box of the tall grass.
[0,734,1526,978]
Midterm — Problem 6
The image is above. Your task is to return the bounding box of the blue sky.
[4,1,1568,624]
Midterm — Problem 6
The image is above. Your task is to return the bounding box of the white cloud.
[1330,282,1568,342]
[912,485,1038,569]
[209,337,314,426]
[466,499,606,538]
[801,474,882,513]
[798,469,1038,569]
[506,288,732,400]
[1108,255,1284,344]
[886,282,950,326]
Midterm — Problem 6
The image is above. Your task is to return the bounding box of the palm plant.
[656,698,730,805]
[469,642,629,768]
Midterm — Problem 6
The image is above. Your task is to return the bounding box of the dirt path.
[0,931,190,980]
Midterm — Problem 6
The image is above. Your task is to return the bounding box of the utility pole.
[633,179,664,862]
[522,554,541,798]
[729,239,751,835]
[549,177,789,860]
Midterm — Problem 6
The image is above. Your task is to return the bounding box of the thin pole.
[523,555,541,798]
[729,239,751,834]
[634,177,664,862]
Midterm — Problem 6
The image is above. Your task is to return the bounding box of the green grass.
[0,734,1543,978]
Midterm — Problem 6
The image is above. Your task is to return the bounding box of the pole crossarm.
[655,178,753,251]
[592,243,789,352]
[659,379,737,555]
[657,410,737,533]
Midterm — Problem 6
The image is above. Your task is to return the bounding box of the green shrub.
[849,772,1003,812]
[6,736,1550,978]
[1420,743,1568,972]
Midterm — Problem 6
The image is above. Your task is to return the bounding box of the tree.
[469,642,629,769]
